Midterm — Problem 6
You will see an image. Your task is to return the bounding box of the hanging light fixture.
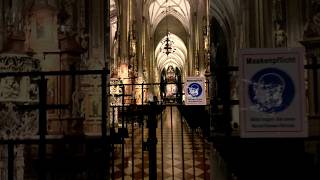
[162,32,175,55]
[161,0,176,56]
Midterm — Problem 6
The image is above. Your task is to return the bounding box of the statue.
[274,23,286,47]
[0,77,21,99]
[71,90,85,117]
[304,11,320,38]
[76,28,89,64]
[92,98,99,117]
[111,68,118,78]
[143,69,148,82]
[29,83,38,101]
[58,0,76,35]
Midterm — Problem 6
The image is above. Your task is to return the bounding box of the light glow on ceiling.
[155,33,187,71]
[149,0,190,32]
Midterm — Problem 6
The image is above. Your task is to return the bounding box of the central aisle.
[112,106,211,180]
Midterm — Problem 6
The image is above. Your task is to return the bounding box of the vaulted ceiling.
[149,0,190,72]
[155,33,187,71]
[149,0,190,33]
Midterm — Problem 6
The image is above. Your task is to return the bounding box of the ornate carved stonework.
[300,39,320,116]
[57,0,77,35]
[4,5,24,38]
[0,103,38,140]
[0,55,40,71]
[0,54,40,102]
[0,50,41,180]
[0,145,25,180]
[304,0,320,38]
[71,90,85,118]
[273,0,287,47]
[0,54,40,139]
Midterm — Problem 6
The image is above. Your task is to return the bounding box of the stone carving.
[29,82,39,101]
[76,29,89,64]
[274,23,287,47]
[91,98,99,117]
[110,68,118,78]
[230,74,239,99]
[71,90,85,118]
[110,78,122,106]
[12,145,24,180]
[0,55,40,72]
[58,0,76,35]
[304,2,320,38]
[272,0,287,47]
[4,7,24,37]
[128,64,138,79]
[0,103,38,140]
[143,69,148,82]
[0,55,40,102]
[0,145,25,180]
[0,145,7,180]
[0,77,20,99]
[0,53,40,180]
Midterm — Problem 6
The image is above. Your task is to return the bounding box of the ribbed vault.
[155,33,187,71]
[149,0,190,34]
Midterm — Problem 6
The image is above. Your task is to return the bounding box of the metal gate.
[0,69,110,180]
[0,70,212,180]
[108,82,211,180]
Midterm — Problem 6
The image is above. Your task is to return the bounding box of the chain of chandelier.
[161,0,176,56]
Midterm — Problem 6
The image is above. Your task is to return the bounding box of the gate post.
[147,102,158,179]
[38,75,47,180]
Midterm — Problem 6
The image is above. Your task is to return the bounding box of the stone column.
[0,144,26,180]
[14,145,24,180]
[138,16,146,77]
[89,0,104,67]
[191,11,197,75]
[0,146,8,180]
[272,0,287,48]
[119,0,128,63]
[136,0,143,77]
[144,23,150,82]
[286,0,304,47]
[0,0,3,51]
[188,32,192,76]
[301,40,320,115]
[301,0,320,117]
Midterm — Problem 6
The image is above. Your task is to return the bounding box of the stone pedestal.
[0,31,40,179]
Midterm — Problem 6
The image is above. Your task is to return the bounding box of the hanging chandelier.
[161,33,176,55]
[161,0,176,56]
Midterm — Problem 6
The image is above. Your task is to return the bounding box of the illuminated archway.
[155,33,187,71]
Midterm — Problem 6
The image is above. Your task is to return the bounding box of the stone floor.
[111,106,211,180]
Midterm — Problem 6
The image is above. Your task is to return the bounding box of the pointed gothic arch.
[147,0,191,34]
